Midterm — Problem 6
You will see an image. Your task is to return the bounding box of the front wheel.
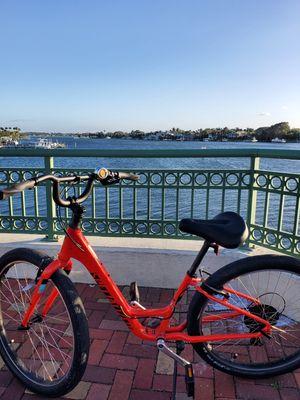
[187,254,300,378]
[0,248,90,397]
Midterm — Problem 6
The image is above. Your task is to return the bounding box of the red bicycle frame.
[21,226,271,343]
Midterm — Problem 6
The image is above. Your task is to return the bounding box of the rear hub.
[244,303,280,333]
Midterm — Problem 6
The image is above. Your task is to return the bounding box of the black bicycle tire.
[187,254,300,378]
[0,248,90,397]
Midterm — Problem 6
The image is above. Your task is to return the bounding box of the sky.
[0,0,300,132]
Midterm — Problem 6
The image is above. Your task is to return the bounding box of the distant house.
[147,133,159,140]
[236,130,248,137]
[227,131,239,139]
[146,131,166,141]
[226,130,249,140]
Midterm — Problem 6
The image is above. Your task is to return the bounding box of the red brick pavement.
[0,283,300,400]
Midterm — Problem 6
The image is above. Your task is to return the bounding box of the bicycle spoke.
[200,269,300,365]
[0,261,75,385]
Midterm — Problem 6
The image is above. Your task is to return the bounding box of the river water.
[0,139,299,239]
[1,137,300,172]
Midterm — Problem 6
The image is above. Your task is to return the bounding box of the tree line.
[1,122,300,142]
[84,122,300,142]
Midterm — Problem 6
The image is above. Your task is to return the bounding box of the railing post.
[44,155,58,241]
[246,155,260,247]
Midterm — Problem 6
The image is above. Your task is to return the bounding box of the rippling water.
[1,137,300,171]
[0,139,299,234]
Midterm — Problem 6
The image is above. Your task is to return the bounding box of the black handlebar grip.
[0,179,36,200]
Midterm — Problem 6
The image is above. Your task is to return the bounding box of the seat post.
[187,240,211,276]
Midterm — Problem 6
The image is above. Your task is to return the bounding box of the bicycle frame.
[21,226,271,343]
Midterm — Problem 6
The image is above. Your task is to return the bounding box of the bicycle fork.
[19,258,72,329]
[157,339,195,399]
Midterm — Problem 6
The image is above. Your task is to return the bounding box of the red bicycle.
[0,168,300,398]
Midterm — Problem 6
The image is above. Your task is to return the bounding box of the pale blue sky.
[0,0,299,132]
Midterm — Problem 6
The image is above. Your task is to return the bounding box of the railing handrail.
[0,146,299,257]
[0,147,300,159]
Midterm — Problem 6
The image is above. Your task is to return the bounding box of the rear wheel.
[0,248,90,397]
[187,255,300,378]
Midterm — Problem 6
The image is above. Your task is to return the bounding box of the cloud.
[281,106,288,110]
[258,112,271,116]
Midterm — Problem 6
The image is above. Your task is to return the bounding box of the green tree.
[255,122,290,141]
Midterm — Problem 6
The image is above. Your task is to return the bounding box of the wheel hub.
[244,303,280,333]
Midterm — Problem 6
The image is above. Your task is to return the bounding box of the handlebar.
[0,179,36,199]
[0,168,139,207]
[95,168,139,185]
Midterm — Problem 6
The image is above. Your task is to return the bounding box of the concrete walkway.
[0,283,299,400]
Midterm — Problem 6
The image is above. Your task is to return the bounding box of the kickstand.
[171,341,185,400]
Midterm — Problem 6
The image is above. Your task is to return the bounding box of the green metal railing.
[0,148,299,257]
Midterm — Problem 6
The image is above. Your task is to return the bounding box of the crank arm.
[157,339,190,367]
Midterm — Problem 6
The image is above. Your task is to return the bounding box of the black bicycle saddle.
[179,211,249,249]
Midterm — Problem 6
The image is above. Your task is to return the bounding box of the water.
[0,139,299,240]
[2,137,300,172]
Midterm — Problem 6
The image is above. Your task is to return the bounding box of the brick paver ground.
[0,283,300,400]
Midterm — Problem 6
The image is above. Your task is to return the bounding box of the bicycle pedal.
[185,364,195,398]
[129,281,140,303]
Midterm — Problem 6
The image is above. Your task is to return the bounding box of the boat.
[15,138,66,149]
[271,138,286,143]
[251,137,258,143]
[34,138,65,149]
[0,137,19,147]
